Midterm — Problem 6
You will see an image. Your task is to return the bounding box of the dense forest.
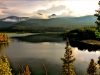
[0,26,69,33]
[64,27,96,41]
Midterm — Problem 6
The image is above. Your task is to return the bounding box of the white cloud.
[3,18,18,22]
[37,5,67,15]
[60,0,99,17]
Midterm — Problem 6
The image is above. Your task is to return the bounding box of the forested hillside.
[0,15,96,33]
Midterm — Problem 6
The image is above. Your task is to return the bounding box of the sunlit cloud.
[72,47,78,56]
[30,13,49,19]
[42,42,50,45]
[36,5,67,15]
[95,51,100,54]
[79,57,84,61]
[0,0,99,18]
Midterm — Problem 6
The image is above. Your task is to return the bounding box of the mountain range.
[0,15,97,32]
[0,16,29,27]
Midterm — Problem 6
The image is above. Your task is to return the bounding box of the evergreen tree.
[18,64,31,75]
[61,38,76,75]
[94,1,100,38]
[97,56,100,69]
[0,54,12,75]
[87,59,98,75]
[95,1,100,29]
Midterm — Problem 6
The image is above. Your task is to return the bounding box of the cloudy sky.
[0,0,99,19]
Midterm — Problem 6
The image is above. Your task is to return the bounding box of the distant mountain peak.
[7,15,19,18]
[2,16,29,22]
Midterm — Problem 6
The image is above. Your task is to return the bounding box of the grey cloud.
[0,7,8,9]
[50,5,66,11]
[38,13,42,15]
[67,8,73,15]
[56,7,74,17]
[37,5,67,14]
[49,14,57,18]
[58,10,73,17]
[50,14,57,16]
[49,7,73,18]
[36,4,74,18]
[0,15,8,19]
[0,2,5,6]
[0,0,77,19]
[2,9,33,17]
[0,2,8,9]
[2,10,20,15]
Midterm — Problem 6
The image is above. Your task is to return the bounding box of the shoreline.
[69,39,100,51]
[0,40,11,43]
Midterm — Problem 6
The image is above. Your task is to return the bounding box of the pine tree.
[94,1,100,38]
[95,1,100,72]
[97,56,100,69]
[87,59,98,75]
[18,64,31,75]
[0,54,12,75]
[61,38,76,75]
[22,66,31,75]
[94,1,100,31]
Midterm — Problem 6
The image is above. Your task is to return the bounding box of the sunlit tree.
[0,33,10,43]
[87,59,98,75]
[18,64,31,75]
[0,54,12,75]
[61,38,76,75]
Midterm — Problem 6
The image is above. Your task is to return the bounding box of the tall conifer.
[87,59,98,75]
[61,38,76,75]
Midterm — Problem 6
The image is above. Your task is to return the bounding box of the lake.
[0,34,100,75]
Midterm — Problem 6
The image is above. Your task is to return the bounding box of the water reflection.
[0,43,9,51]
[2,41,99,75]
[72,47,100,75]
[1,34,100,75]
[70,40,100,51]
[10,33,100,51]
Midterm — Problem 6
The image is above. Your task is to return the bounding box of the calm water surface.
[0,34,100,75]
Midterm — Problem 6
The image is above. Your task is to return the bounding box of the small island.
[0,33,11,43]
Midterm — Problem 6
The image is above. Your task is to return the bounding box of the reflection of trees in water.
[0,43,9,51]
[70,40,100,52]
